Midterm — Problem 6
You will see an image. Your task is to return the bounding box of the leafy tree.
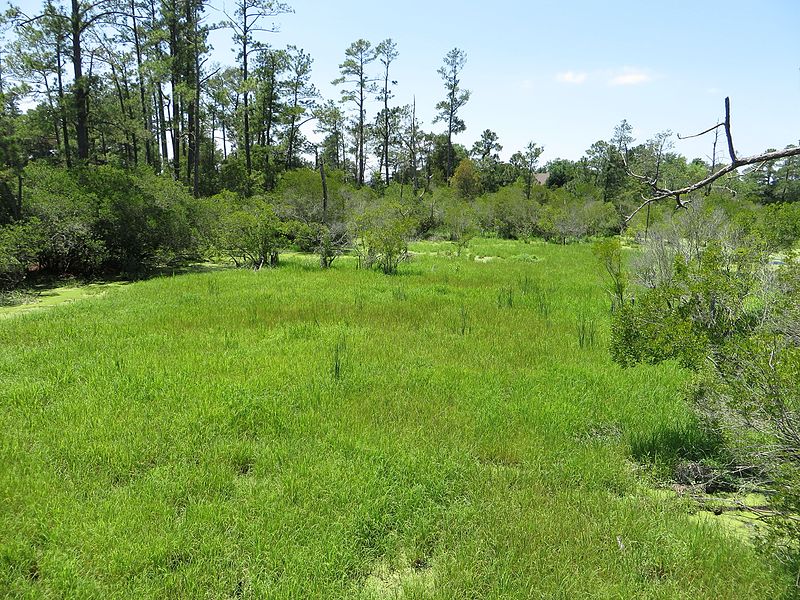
[281,45,317,170]
[443,197,477,255]
[471,129,501,161]
[0,218,44,289]
[521,141,544,200]
[374,38,398,186]
[314,99,347,172]
[592,237,627,310]
[223,0,292,186]
[217,197,290,268]
[0,90,25,222]
[450,158,480,201]
[333,39,376,187]
[433,48,469,180]
[545,158,577,188]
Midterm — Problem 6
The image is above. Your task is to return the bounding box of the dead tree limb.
[624,97,800,224]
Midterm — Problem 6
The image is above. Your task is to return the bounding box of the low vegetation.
[0,240,793,597]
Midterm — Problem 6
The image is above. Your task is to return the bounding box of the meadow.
[0,239,790,598]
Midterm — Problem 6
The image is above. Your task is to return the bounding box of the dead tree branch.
[625,97,800,224]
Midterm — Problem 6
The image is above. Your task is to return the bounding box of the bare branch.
[625,97,800,224]
[677,122,724,140]
[724,97,737,163]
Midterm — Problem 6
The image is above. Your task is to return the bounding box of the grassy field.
[0,239,790,598]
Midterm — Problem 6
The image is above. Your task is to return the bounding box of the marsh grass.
[457,303,469,335]
[0,238,790,598]
[331,333,348,380]
[576,307,598,349]
[496,285,513,309]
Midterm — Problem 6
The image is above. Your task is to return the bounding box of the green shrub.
[0,218,44,289]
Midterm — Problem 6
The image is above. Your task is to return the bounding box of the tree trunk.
[55,34,72,167]
[167,0,180,179]
[411,98,418,191]
[130,0,153,168]
[320,155,328,224]
[71,0,89,161]
[110,62,133,165]
[155,86,168,171]
[358,74,365,186]
[192,10,201,198]
[241,18,252,189]
[383,72,389,185]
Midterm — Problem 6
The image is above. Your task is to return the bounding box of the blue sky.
[206,0,800,163]
[11,0,800,164]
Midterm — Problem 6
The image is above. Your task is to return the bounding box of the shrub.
[350,200,416,275]
[218,201,290,269]
[611,219,800,568]
[0,218,44,289]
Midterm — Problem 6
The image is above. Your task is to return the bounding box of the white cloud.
[556,71,588,84]
[609,68,653,86]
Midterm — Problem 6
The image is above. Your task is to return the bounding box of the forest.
[1,0,800,597]
[0,0,798,285]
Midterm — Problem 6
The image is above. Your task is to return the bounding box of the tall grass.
[0,239,789,598]
[576,307,597,349]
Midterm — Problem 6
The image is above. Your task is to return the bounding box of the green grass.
[0,239,790,598]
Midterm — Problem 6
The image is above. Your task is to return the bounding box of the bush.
[22,163,198,275]
[611,217,800,568]
[0,218,44,289]
[217,198,295,269]
[91,167,195,271]
[350,199,416,274]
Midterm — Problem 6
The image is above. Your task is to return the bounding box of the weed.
[576,308,597,349]
[530,281,554,318]
[497,285,513,308]
[458,303,470,335]
[332,333,347,380]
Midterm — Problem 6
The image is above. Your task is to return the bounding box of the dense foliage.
[609,203,800,570]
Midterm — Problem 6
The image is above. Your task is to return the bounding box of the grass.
[0,239,791,598]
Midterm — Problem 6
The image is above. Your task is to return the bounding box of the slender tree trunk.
[185,0,197,188]
[149,0,167,171]
[383,72,389,185]
[358,80,365,186]
[411,97,418,191]
[155,85,169,171]
[122,65,139,165]
[168,0,180,179]
[16,173,22,220]
[221,114,227,159]
[130,0,153,168]
[71,0,89,161]
[320,155,328,224]
[192,11,201,198]
[241,18,252,188]
[55,36,72,167]
[263,61,277,190]
[170,76,180,179]
[285,86,299,171]
[446,71,458,180]
[42,78,60,157]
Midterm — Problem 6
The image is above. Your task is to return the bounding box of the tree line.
[0,0,484,197]
[0,0,798,290]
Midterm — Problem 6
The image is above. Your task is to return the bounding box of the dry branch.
[625,97,800,224]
